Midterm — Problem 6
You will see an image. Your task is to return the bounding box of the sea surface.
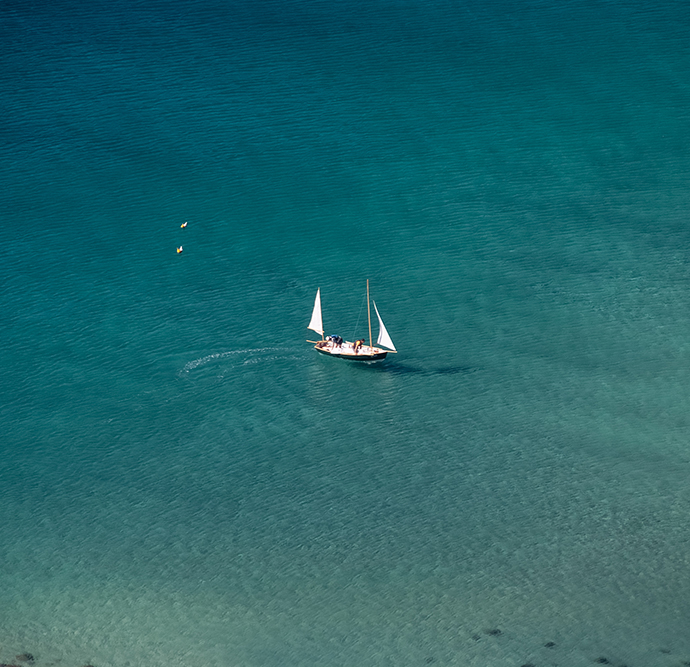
[2,1,690,665]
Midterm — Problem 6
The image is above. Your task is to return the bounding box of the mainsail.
[373,301,396,351]
[308,288,324,335]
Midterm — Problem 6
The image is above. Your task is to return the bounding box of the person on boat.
[328,335,343,349]
[354,339,364,354]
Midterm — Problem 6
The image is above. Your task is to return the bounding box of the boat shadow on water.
[358,362,478,376]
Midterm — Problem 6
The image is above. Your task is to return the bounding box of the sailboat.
[307,280,397,361]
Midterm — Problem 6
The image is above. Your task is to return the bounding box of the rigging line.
[352,293,367,341]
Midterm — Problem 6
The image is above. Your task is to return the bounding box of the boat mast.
[367,279,372,351]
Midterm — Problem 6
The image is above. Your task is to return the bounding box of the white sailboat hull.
[314,340,388,361]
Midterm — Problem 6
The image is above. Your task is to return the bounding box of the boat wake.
[180,347,298,374]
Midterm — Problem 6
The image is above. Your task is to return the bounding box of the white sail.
[308,288,324,335]
[373,301,396,351]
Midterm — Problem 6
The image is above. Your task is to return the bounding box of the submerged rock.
[485,628,502,636]
[15,656,34,664]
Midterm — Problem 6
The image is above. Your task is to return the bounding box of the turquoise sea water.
[2,1,690,665]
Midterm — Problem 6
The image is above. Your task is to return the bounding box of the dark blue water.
[2,1,690,665]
